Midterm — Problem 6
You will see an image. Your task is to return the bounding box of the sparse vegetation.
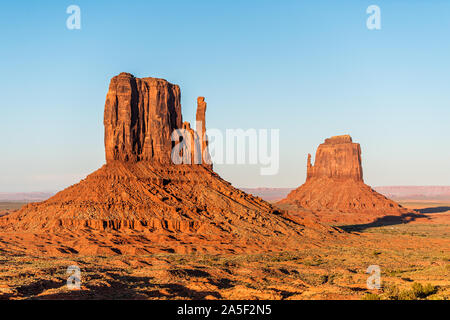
[383,283,438,300]
[362,293,382,300]
[1,213,448,299]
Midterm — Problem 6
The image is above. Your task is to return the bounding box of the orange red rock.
[307,135,363,181]
[196,97,211,167]
[104,72,183,163]
[0,73,334,255]
[280,135,408,216]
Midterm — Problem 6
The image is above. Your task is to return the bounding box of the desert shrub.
[384,283,437,300]
[362,293,382,300]
[411,283,437,299]
[319,275,329,284]
[397,288,417,300]
[383,284,400,300]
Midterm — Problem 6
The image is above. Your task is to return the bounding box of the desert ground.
[0,202,27,217]
[0,200,448,300]
[0,202,27,211]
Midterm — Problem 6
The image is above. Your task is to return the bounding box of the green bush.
[411,283,437,299]
[362,293,382,300]
[384,283,437,300]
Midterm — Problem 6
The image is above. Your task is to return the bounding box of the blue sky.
[1,0,449,192]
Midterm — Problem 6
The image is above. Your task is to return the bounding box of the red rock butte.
[280,135,409,216]
[306,135,362,182]
[0,73,335,255]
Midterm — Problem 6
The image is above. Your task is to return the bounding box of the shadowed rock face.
[104,72,182,163]
[307,135,363,182]
[281,135,408,215]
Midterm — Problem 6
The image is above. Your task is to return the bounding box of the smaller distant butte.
[279,135,410,216]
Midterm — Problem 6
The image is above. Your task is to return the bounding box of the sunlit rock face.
[281,135,408,215]
[104,72,182,164]
[307,135,363,182]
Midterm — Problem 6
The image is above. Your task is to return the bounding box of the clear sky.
[1,0,449,192]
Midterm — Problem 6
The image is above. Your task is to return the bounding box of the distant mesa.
[0,73,332,255]
[279,135,409,216]
[241,188,294,203]
[373,186,450,201]
[0,192,54,202]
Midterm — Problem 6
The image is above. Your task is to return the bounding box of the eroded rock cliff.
[307,135,363,182]
[280,135,408,216]
[104,73,183,163]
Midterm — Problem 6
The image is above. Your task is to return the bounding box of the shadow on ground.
[12,272,225,300]
[416,206,450,214]
[339,212,430,232]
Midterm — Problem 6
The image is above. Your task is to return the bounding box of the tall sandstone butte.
[104,72,182,163]
[306,135,363,181]
[280,135,409,216]
[0,73,332,255]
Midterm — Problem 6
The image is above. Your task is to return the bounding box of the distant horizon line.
[2,185,450,194]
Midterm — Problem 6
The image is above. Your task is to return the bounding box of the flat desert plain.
[0,200,448,300]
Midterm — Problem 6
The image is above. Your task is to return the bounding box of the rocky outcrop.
[104,73,212,166]
[280,135,408,217]
[0,73,332,255]
[104,73,182,164]
[307,135,363,181]
[196,97,211,166]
